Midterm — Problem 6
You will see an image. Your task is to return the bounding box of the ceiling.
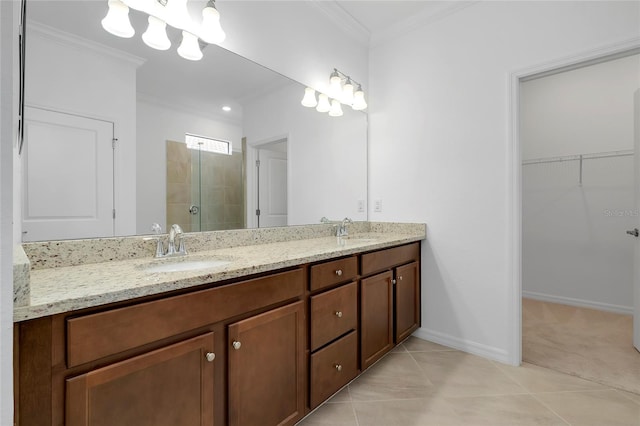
[328,0,471,45]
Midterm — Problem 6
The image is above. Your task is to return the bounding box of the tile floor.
[298,337,640,425]
[523,298,640,395]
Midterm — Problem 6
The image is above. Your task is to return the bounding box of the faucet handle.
[151,223,162,234]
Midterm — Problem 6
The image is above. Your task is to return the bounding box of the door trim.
[508,36,640,366]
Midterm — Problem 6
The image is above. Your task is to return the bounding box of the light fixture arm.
[331,68,364,91]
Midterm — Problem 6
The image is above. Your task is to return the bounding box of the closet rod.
[522,149,634,166]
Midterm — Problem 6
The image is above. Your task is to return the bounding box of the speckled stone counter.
[14,222,426,322]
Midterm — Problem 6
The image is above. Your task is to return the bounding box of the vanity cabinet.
[360,243,421,370]
[14,241,421,426]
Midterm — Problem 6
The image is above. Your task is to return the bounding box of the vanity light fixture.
[300,68,367,117]
[101,0,226,61]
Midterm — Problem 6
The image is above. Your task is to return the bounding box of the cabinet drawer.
[310,256,357,291]
[361,243,419,276]
[310,281,357,351]
[66,268,304,367]
[310,330,358,409]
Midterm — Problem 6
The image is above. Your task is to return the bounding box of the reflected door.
[257,144,288,228]
[22,107,114,241]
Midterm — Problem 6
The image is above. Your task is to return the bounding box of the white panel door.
[22,107,114,241]
[257,147,287,228]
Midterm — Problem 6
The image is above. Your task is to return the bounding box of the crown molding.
[27,20,146,68]
[370,1,479,48]
[308,0,370,47]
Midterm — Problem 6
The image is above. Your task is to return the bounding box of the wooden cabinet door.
[228,301,304,426]
[65,332,215,426]
[395,262,420,342]
[360,271,393,370]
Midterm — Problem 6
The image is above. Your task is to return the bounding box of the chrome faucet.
[337,217,352,237]
[167,224,186,256]
[321,217,353,237]
[150,223,187,258]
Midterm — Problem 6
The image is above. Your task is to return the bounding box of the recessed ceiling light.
[222,106,231,112]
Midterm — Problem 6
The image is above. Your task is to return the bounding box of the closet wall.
[522,54,640,313]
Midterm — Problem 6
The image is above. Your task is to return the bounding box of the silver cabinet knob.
[335,364,343,372]
[335,311,343,318]
[391,279,397,285]
[399,276,403,281]
[232,341,242,350]
[205,352,215,362]
[335,269,343,276]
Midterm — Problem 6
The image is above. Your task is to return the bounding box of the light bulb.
[329,70,342,98]
[342,78,354,105]
[101,0,134,38]
[329,99,343,117]
[316,93,331,113]
[165,0,191,30]
[301,87,318,108]
[177,31,203,61]
[352,85,367,110]
[200,1,226,44]
[142,16,171,50]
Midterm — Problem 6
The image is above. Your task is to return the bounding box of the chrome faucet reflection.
[151,223,188,258]
[320,217,353,237]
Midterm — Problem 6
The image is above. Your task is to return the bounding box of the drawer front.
[310,330,358,409]
[310,256,357,292]
[67,268,304,367]
[361,242,419,276]
[310,281,357,351]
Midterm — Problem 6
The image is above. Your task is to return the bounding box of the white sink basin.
[142,258,232,273]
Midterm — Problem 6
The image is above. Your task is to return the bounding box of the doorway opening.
[515,47,640,394]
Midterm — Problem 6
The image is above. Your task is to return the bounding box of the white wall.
[24,23,140,236]
[522,54,640,159]
[136,99,243,233]
[218,1,369,97]
[242,82,368,226]
[369,0,640,363]
[0,1,18,423]
[522,56,639,313]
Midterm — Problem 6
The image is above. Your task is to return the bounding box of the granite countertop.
[14,223,425,322]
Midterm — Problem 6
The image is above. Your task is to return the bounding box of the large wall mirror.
[21,0,368,242]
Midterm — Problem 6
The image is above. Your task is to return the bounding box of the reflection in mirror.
[21,0,368,242]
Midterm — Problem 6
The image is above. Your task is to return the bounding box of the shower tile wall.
[167,140,244,232]
[166,141,192,232]
[199,150,244,231]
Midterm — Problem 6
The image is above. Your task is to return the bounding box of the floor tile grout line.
[612,388,640,406]
[528,392,573,426]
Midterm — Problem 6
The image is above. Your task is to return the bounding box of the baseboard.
[522,291,633,315]
[413,328,513,365]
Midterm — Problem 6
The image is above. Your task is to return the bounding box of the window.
[185,133,232,155]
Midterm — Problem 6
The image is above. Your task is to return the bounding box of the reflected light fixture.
[329,99,343,117]
[142,15,170,50]
[101,0,226,61]
[300,68,367,117]
[301,87,318,108]
[101,0,135,38]
[316,93,331,113]
[177,31,203,61]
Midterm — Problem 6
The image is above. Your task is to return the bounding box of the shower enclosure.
[166,140,244,232]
